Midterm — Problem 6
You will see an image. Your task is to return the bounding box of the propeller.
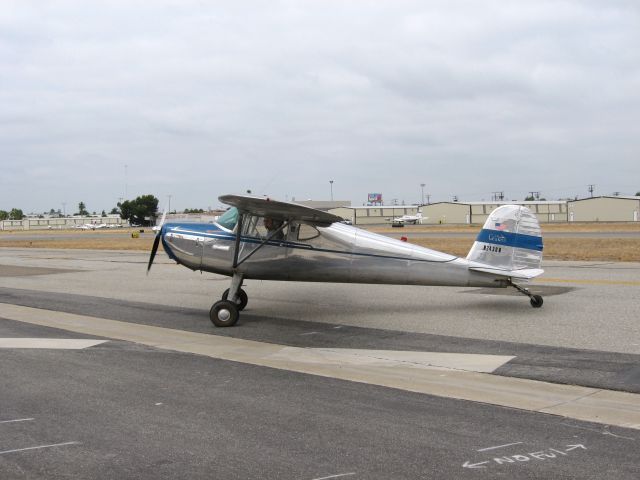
[147,210,167,275]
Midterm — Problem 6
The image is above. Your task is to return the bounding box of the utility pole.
[492,191,504,202]
[329,180,334,201]
[62,202,66,217]
[167,194,172,214]
[124,164,128,199]
[588,184,595,197]
[420,183,425,205]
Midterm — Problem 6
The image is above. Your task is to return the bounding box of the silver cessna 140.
[147,194,544,327]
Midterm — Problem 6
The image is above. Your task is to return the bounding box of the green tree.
[636,192,640,196]
[9,208,24,220]
[118,195,159,226]
[110,207,119,215]
[0,210,8,221]
[78,202,89,216]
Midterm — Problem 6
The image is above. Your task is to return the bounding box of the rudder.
[466,205,543,273]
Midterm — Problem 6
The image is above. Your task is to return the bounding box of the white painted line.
[0,441,80,455]
[0,338,107,349]
[477,442,523,452]
[311,473,356,480]
[0,418,34,424]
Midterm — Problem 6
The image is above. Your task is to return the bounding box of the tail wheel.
[222,288,248,311]
[530,295,544,308]
[210,300,239,327]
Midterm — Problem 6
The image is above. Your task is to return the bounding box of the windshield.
[216,207,239,231]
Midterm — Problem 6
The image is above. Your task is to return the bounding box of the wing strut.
[232,218,290,269]
[232,213,244,268]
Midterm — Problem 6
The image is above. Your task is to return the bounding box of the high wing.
[219,194,344,225]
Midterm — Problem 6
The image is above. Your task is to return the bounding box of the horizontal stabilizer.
[469,266,544,280]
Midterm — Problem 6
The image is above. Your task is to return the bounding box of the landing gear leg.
[210,273,246,327]
[509,280,543,308]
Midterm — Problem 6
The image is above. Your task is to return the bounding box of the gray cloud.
[1,0,639,213]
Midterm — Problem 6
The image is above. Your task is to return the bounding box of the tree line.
[1,195,161,226]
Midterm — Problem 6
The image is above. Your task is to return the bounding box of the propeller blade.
[147,233,161,274]
[147,210,168,275]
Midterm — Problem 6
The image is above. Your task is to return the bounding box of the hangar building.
[567,196,640,222]
[422,201,568,225]
[329,205,421,225]
[330,201,567,225]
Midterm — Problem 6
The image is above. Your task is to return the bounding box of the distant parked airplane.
[75,222,107,230]
[393,213,424,225]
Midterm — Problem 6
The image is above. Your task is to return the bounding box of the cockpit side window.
[216,207,239,231]
[241,215,289,241]
[297,223,320,241]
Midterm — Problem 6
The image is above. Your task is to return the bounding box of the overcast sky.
[2,0,639,213]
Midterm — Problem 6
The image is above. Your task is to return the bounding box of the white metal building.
[421,201,569,225]
[0,215,125,230]
[329,206,422,225]
[567,196,640,222]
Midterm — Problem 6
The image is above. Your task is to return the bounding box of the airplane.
[75,222,107,230]
[393,212,424,225]
[147,194,544,327]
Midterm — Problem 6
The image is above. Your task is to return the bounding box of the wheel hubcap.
[218,309,231,321]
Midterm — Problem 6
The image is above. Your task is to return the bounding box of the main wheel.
[210,300,239,327]
[222,288,248,311]
[530,295,544,308]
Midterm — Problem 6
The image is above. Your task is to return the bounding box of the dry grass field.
[1,224,639,262]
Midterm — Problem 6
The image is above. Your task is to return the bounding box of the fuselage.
[160,219,508,288]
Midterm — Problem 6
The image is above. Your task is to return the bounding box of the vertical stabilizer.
[466,205,543,272]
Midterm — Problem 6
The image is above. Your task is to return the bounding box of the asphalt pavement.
[0,248,639,479]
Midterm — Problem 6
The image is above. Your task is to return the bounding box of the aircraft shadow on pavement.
[462,285,576,297]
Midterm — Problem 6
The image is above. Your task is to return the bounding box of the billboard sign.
[368,193,383,203]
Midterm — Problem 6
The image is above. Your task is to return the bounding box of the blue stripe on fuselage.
[476,229,543,251]
[161,222,312,249]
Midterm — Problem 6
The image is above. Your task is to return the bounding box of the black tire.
[222,288,248,311]
[210,300,239,327]
[530,295,544,308]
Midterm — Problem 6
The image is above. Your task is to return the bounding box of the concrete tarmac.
[1,248,639,479]
[0,248,637,354]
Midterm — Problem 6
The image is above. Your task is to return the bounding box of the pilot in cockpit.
[264,217,285,241]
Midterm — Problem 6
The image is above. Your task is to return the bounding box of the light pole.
[329,180,334,201]
[420,183,425,205]
[167,195,172,214]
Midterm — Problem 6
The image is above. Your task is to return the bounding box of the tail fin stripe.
[476,229,543,252]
